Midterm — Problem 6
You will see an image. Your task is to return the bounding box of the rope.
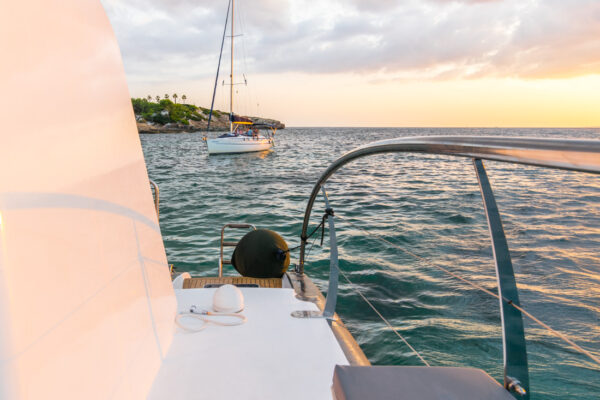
[286,210,333,254]
[336,265,430,367]
[509,303,600,366]
[175,306,247,332]
[304,230,321,261]
[337,215,600,367]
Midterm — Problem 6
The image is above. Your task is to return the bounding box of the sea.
[140,128,600,399]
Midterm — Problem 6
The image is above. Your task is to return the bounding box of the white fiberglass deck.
[149,288,349,399]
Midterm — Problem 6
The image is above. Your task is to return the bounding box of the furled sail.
[231,114,253,124]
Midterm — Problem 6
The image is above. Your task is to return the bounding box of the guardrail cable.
[336,214,600,367]
[336,263,431,367]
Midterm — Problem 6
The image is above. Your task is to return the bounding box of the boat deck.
[183,277,282,288]
[149,288,348,399]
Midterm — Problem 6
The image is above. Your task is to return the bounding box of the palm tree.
[164,94,169,100]
[182,94,187,104]
[147,95,152,102]
[172,93,178,104]
[155,95,160,102]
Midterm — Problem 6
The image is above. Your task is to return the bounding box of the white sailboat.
[205,0,275,155]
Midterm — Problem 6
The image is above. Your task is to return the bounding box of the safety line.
[336,215,600,367]
[304,230,321,261]
[336,265,431,367]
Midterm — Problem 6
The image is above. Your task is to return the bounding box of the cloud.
[491,0,600,78]
[102,0,600,84]
[344,0,400,12]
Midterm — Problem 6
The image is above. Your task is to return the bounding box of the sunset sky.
[102,0,600,127]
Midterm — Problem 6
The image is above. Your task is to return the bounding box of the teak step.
[183,277,282,289]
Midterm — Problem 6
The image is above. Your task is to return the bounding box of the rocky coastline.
[136,115,285,134]
[133,99,284,134]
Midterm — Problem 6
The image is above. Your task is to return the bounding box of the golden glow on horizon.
[254,74,600,127]
[136,74,600,128]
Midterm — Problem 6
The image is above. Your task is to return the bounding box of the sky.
[102,0,600,127]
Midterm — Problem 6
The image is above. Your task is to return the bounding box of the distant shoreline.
[132,97,284,134]
[137,126,599,134]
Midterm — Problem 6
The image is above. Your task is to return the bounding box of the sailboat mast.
[229,0,234,133]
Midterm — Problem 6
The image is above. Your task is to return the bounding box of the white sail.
[0,1,176,398]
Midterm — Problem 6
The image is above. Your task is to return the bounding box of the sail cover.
[231,114,253,124]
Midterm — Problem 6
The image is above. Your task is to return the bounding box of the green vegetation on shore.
[131,96,284,133]
[131,98,223,125]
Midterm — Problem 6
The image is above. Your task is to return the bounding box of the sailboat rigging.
[206,0,231,133]
[204,0,275,155]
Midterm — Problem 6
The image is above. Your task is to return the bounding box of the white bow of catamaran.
[0,1,349,399]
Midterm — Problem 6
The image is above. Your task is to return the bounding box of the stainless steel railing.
[219,223,256,277]
[298,136,600,399]
[149,179,160,218]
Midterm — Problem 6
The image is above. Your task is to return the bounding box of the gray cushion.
[332,366,515,400]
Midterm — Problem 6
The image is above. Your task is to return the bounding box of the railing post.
[149,179,159,218]
[473,158,529,399]
[291,187,339,320]
[321,187,339,319]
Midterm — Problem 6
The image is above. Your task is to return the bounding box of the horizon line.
[285,126,600,129]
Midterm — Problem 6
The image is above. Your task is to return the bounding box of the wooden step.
[183,276,282,289]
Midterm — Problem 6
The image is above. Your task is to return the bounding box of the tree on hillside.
[182,94,187,104]
[172,93,178,104]
[164,94,169,100]
[155,95,160,102]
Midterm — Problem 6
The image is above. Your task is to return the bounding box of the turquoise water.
[141,128,600,399]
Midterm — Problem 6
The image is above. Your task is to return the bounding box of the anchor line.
[336,214,600,367]
[336,265,431,367]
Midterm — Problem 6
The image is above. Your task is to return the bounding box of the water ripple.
[142,127,600,399]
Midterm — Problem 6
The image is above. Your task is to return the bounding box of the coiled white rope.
[175,306,247,332]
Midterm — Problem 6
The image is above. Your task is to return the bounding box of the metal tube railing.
[219,223,256,277]
[473,158,528,396]
[149,179,159,218]
[299,136,600,270]
[298,136,600,399]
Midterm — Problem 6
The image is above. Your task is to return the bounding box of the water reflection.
[141,128,600,399]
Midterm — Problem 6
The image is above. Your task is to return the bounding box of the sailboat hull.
[207,136,273,154]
